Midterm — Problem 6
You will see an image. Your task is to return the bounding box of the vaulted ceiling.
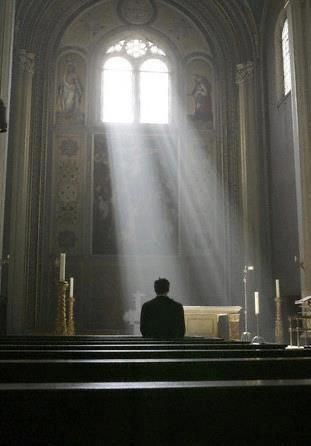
[15,0,265,63]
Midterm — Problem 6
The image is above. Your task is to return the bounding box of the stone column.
[287,0,311,296]
[235,62,260,269]
[7,49,35,334]
[0,0,15,289]
[235,61,265,336]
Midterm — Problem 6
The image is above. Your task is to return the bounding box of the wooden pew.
[1,356,311,382]
[0,336,311,443]
[0,380,311,444]
[0,346,309,359]
[0,335,287,349]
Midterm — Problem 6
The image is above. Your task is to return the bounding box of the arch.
[15,0,258,68]
[9,0,261,332]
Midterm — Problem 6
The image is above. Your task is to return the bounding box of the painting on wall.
[93,133,178,255]
[187,58,214,125]
[56,52,86,123]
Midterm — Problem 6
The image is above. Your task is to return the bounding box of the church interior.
[1,0,311,443]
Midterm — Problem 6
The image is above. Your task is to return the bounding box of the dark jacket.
[140,295,185,338]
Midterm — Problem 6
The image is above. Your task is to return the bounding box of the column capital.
[18,49,35,75]
[235,62,254,85]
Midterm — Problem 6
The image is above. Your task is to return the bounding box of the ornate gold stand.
[274,295,283,343]
[55,280,68,335]
[67,296,76,336]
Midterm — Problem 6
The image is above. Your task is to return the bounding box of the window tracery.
[101,38,169,124]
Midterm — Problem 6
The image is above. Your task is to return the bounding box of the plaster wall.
[264,3,300,300]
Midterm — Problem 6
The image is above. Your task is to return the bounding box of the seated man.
[140,278,185,338]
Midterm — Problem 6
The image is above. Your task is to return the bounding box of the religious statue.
[57,61,83,113]
[191,74,213,122]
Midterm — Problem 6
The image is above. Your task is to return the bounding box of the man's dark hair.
[154,278,170,295]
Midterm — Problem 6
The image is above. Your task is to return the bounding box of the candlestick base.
[251,335,265,344]
[55,280,68,336]
[241,331,252,342]
[67,296,76,336]
[274,295,284,344]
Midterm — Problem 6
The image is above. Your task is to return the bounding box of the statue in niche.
[190,74,213,122]
[57,60,83,113]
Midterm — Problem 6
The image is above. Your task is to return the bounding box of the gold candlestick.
[67,295,75,336]
[55,280,68,335]
[274,295,283,343]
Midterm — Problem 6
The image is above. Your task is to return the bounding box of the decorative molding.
[60,139,79,157]
[18,49,35,75]
[57,230,77,249]
[118,0,156,25]
[235,61,254,85]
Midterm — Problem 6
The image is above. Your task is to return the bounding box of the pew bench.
[0,346,309,360]
[1,356,311,382]
[0,379,310,445]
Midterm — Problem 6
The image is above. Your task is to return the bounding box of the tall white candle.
[275,279,280,298]
[59,253,66,282]
[69,277,74,297]
[254,291,259,315]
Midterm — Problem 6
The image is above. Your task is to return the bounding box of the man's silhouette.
[140,278,185,338]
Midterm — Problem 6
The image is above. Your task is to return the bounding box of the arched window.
[281,18,292,96]
[101,38,170,124]
[140,59,169,123]
[102,57,133,123]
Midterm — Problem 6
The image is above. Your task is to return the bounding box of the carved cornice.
[235,61,254,85]
[18,49,35,75]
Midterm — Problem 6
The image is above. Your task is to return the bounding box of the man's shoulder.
[170,298,184,309]
[161,297,184,308]
[142,297,157,308]
[142,297,183,308]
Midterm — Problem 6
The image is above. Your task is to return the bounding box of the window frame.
[101,56,135,123]
[275,11,292,104]
[281,18,292,97]
[99,38,172,126]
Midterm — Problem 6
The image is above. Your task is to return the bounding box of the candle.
[59,253,66,281]
[275,279,280,298]
[254,291,259,315]
[69,277,74,297]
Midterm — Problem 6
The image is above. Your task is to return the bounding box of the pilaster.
[235,61,260,269]
[0,0,15,289]
[7,49,35,333]
[287,0,311,296]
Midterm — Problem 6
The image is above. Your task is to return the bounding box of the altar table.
[183,306,241,340]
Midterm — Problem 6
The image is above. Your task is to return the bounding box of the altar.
[183,306,242,340]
